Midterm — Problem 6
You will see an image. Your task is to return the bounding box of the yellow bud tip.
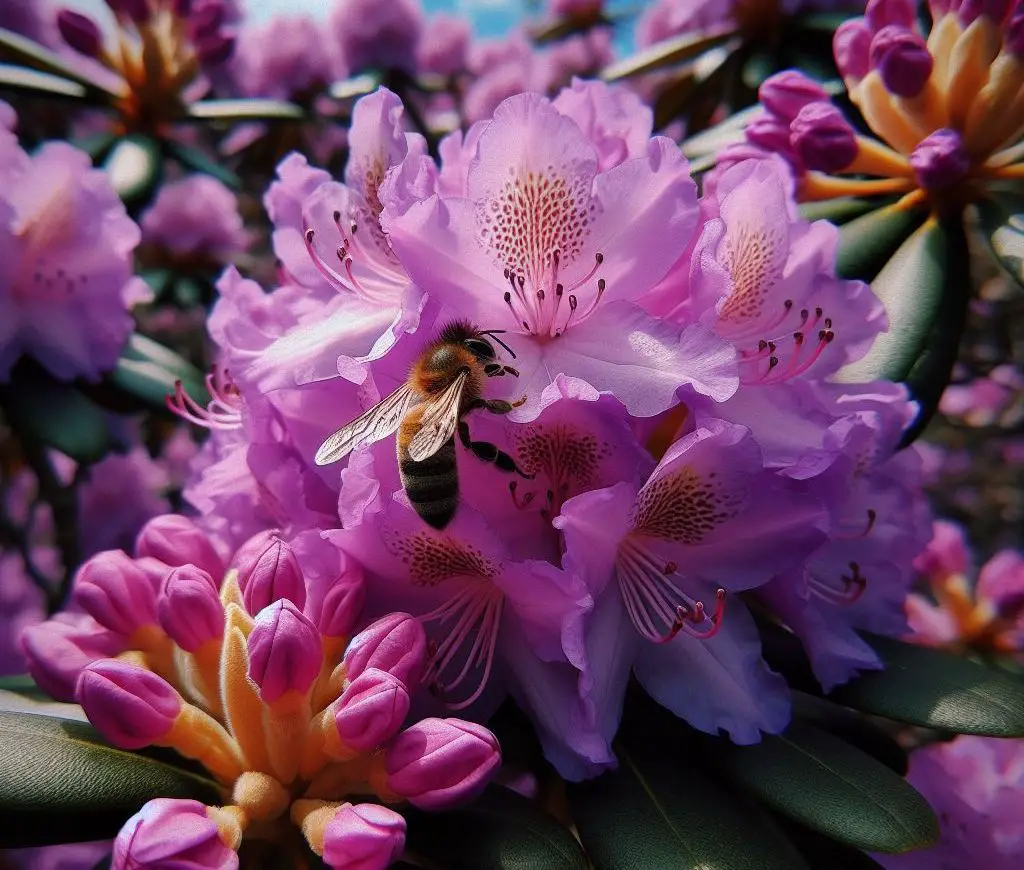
[231,771,291,822]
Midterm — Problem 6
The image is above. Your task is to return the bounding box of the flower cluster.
[907,519,1024,655]
[721,0,1024,208]
[156,79,932,782]
[21,515,500,868]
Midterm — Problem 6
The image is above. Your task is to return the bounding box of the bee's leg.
[458,421,534,479]
[466,396,528,414]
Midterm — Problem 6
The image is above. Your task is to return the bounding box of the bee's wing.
[314,383,417,466]
[407,370,468,462]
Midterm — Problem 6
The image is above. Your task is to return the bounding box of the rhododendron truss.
[20,518,499,869]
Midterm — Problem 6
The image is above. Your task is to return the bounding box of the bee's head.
[438,321,516,360]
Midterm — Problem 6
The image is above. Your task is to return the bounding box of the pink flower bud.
[248,600,322,703]
[910,128,971,190]
[913,520,970,580]
[385,718,500,810]
[317,574,366,639]
[870,25,934,98]
[113,799,238,870]
[957,0,1011,26]
[57,10,103,57]
[135,515,223,580]
[105,0,150,25]
[74,550,157,636]
[745,114,800,162]
[342,613,428,689]
[1005,3,1024,57]
[157,565,225,651]
[20,614,125,702]
[833,20,872,80]
[335,668,410,751]
[330,0,425,75]
[196,33,235,66]
[77,660,181,749]
[190,0,226,35]
[865,0,917,31]
[322,803,405,870]
[790,102,858,173]
[758,71,828,123]
[234,532,306,615]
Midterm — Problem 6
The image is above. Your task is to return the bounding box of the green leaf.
[834,199,928,283]
[775,817,887,870]
[831,633,1024,736]
[698,721,937,854]
[568,742,809,870]
[0,63,87,100]
[0,362,116,463]
[798,197,887,225]
[74,131,117,162]
[185,98,304,122]
[976,191,1024,290]
[0,674,48,701]
[793,694,907,775]
[103,135,162,206]
[680,104,760,160]
[106,335,208,412]
[404,785,588,870]
[328,72,384,101]
[0,28,120,99]
[163,139,241,189]
[601,26,737,82]
[0,711,221,847]
[837,214,955,384]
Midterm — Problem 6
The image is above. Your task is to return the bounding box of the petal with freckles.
[634,590,791,743]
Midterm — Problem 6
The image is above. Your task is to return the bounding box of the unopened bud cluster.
[21,515,500,869]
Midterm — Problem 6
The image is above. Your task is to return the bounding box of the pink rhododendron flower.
[0,136,147,382]
[140,175,249,263]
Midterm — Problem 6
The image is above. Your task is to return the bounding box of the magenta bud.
[57,9,103,57]
[234,532,306,615]
[113,799,238,870]
[833,19,872,80]
[77,660,181,749]
[790,102,858,173]
[746,114,798,159]
[322,803,405,870]
[1005,3,1024,57]
[20,614,125,702]
[135,514,223,580]
[317,574,366,639]
[865,0,917,30]
[248,600,322,703]
[758,71,828,122]
[910,128,971,189]
[385,718,500,810]
[928,0,954,15]
[342,613,428,689]
[105,0,150,24]
[335,668,410,751]
[74,550,158,636]
[157,565,225,651]
[195,33,235,65]
[173,0,193,15]
[190,0,226,34]
[958,0,1011,25]
[870,25,934,97]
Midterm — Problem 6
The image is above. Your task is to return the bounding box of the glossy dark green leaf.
[568,742,809,870]
[680,104,760,161]
[699,721,937,853]
[404,784,587,870]
[74,131,117,161]
[0,711,221,847]
[601,26,737,82]
[976,191,1024,290]
[185,98,304,122]
[831,633,1024,735]
[103,136,161,206]
[835,199,928,283]
[837,214,951,384]
[103,333,208,411]
[775,816,887,870]
[0,363,115,463]
[530,13,612,44]
[0,28,120,98]
[163,139,241,189]
[798,197,884,225]
[0,674,48,702]
[328,72,383,101]
[0,63,87,100]
[793,694,907,775]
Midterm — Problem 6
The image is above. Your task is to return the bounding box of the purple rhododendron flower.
[140,175,249,262]
[229,14,335,100]
[0,136,147,382]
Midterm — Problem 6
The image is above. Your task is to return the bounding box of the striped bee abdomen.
[399,437,459,529]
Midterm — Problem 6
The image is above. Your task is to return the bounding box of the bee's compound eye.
[465,338,496,359]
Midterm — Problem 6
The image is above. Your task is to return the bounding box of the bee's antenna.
[481,330,516,359]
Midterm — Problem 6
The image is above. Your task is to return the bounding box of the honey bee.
[315,321,534,529]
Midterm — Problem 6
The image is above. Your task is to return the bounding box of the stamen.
[166,368,243,431]
[616,539,727,643]
[834,509,877,540]
[807,561,867,605]
[508,480,536,510]
[420,582,504,711]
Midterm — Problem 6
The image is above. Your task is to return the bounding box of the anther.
[332,210,341,223]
